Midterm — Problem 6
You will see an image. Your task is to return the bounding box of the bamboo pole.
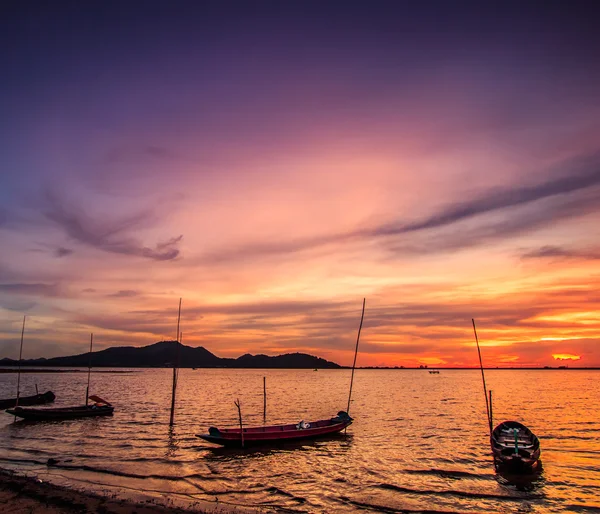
[346,298,366,415]
[169,298,182,426]
[489,389,493,430]
[85,333,93,406]
[263,376,266,424]
[15,316,26,410]
[472,319,492,436]
[235,398,244,448]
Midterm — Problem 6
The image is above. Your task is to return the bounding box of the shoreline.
[0,467,252,514]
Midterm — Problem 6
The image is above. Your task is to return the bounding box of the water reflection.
[496,464,545,492]
[165,425,179,459]
[202,433,354,461]
[0,368,598,513]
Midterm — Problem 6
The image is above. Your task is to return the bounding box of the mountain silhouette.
[0,341,341,369]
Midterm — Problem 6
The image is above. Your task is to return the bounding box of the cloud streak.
[521,245,600,260]
[0,282,60,297]
[195,153,600,264]
[43,191,183,261]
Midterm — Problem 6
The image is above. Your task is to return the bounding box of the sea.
[0,368,598,513]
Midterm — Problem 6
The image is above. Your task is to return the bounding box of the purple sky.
[1,1,600,366]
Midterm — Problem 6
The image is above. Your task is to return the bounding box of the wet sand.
[0,468,247,514]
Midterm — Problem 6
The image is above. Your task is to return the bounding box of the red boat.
[197,411,353,447]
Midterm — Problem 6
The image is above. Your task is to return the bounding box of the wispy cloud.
[520,245,600,260]
[55,246,74,258]
[43,191,183,261]
[371,155,600,237]
[0,282,60,296]
[104,145,177,164]
[108,289,139,298]
[195,153,600,264]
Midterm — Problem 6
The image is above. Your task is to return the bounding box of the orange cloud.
[552,354,581,361]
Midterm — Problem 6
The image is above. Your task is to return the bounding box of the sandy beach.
[0,468,247,514]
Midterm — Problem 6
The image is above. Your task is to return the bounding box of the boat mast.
[85,333,93,406]
[169,298,182,426]
[15,315,26,409]
[472,319,492,435]
[346,298,366,415]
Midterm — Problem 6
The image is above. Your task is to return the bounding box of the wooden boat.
[0,391,55,410]
[6,395,113,421]
[428,370,440,374]
[197,411,353,447]
[472,319,542,474]
[491,421,541,471]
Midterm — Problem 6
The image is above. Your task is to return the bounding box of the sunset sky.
[1,1,599,367]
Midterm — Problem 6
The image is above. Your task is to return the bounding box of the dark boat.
[197,411,353,447]
[472,319,542,474]
[0,391,55,410]
[6,395,113,421]
[491,421,541,471]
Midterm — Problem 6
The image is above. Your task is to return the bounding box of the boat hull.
[0,391,55,410]
[6,405,114,421]
[491,421,541,472]
[198,412,353,447]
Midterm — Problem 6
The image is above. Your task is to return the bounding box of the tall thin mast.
[85,333,93,406]
[472,319,492,435]
[15,316,26,409]
[169,298,182,426]
[346,298,366,415]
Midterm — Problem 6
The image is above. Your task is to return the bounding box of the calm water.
[0,369,599,513]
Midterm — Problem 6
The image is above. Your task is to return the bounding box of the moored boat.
[197,411,353,447]
[0,391,55,410]
[6,395,114,421]
[491,421,541,471]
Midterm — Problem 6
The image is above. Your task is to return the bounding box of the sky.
[1,1,599,367]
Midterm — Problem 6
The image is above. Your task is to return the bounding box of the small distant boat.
[0,391,55,410]
[197,411,353,447]
[7,395,114,421]
[491,421,541,471]
[428,370,440,374]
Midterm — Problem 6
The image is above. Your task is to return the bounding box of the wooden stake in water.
[85,333,93,406]
[15,316,26,410]
[169,298,182,427]
[346,298,366,415]
[472,319,492,436]
[235,398,244,448]
[263,376,267,424]
[489,389,493,430]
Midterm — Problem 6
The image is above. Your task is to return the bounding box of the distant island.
[0,340,341,369]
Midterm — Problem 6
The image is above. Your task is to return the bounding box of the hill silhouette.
[0,341,341,369]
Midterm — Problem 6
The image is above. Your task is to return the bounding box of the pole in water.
[169,298,182,426]
[86,333,93,406]
[346,298,366,415]
[263,376,267,424]
[235,399,244,448]
[489,390,493,430]
[472,319,492,436]
[15,316,26,414]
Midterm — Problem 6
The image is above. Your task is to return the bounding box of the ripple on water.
[0,368,599,513]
